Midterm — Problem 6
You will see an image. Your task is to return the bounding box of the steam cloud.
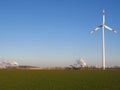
[76,58,87,67]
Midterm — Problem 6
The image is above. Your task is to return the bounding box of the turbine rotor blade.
[90,25,102,34]
[104,25,118,34]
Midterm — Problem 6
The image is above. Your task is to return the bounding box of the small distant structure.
[66,58,87,70]
[0,60,19,68]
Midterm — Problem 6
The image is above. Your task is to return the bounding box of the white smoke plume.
[76,58,87,67]
[80,58,86,67]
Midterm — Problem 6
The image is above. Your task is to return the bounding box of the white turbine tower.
[90,10,118,70]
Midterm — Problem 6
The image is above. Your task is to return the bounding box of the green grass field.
[0,70,120,90]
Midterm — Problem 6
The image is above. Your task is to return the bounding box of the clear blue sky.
[0,0,120,67]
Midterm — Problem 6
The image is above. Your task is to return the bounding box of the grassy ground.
[0,69,120,90]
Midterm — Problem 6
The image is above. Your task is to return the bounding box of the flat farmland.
[0,69,120,90]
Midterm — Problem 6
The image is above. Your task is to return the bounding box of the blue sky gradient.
[0,0,120,67]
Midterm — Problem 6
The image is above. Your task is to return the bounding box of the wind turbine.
[90,10,118,70]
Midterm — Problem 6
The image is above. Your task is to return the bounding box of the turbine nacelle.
[102,9,105,15]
